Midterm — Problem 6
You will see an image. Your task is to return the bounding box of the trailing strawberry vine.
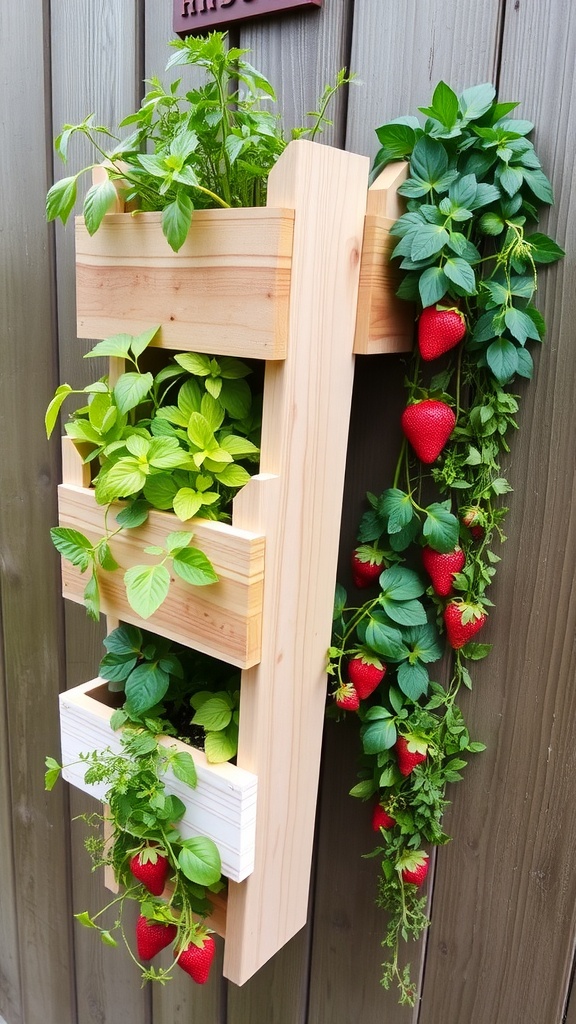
[328,81,563,1005]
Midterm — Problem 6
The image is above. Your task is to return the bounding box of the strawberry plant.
[46,327,261,620]
[46,32,352,251]
[46,726,223,985]
[329,81,564,1005]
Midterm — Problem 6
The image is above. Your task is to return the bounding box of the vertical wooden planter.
[56,140,413,986]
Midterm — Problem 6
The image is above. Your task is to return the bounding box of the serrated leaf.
[443,257,476,294]
[50,527,93,570]
[113,372,154,415]
[397,661,429,700]
[172,548,218,587]
[170,751,198,788]
[422,504,460,553]
[486,338,519,383]
[46,175,78,224]
[178,837,221,886]
[504,306,541,345]
[525,232,565,264]
[124,563,171,618]
[192,695,233,732]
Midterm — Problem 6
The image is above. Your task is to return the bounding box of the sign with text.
[174,0,323,36]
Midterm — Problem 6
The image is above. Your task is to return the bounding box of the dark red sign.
[174,0,323,36]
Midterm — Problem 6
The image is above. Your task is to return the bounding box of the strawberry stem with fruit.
[328,81,564,1006]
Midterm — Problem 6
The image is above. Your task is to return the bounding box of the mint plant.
[99,624,240,764]
[47,327,261,620]
[329,81,564,1005]
[46,32,353,251]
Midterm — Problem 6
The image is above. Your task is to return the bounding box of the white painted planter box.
[59,678,258,883]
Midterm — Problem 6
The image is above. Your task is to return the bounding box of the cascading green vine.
[328,81,564,1006]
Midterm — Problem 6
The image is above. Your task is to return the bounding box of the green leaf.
[379,566,426,601]
[103,624,142,655]
[174,352,212,377]
[461,642,493,660]
[98,652,138,683]
[115,500,149,529]
[525,232,565,264]
[95,459,147,503]
[173,488,204,521]
[83,178,118,235]
[219,378,252,420]
[379,489,414,534]
[143,474,179,511]
[170,751,198,788]
[504,307,540,345]
[522,167,554,204]
[50,527,93,570]
[204,724,238,764]
[172,548,218,587]
[499,165,523,197]
[164,531,195,553]
[97,541,119,572]
[422,504,460,552]
[45,757,62,791]
[380,596,427,627]
[410,224,449,261]
[46,175,78,224]
[178,837,221,886]
[362,718,397,756]
[83,571,100,620]
[397,661,429,701]
[458,83,496,120]
[192,695,233,732]
[124,662,170,715]
[443,257,476,295]
[418,266,448,306]
[124,564,171,618]
[410,137,450,190]
[516,347,534,379]
[114,372,154,415]
[214,464,251,488]
[486,338,519,383]
[100,931,118,948]
[420,81,459,129]
[365,618,408,660]
[45,384,73,437]
[162,192,193,252]
[85,333,134,359]
[375,121,417,159]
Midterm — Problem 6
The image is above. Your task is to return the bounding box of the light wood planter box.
[59,679,257,884]
[57,141,413,986]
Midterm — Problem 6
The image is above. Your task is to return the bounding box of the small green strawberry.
[397,850,429,886]
[395,734,428,776]
[348,654,386,700]
[401,400,456,464]
[422,545,465,597]
[444,601,487,649]
[418,306,466,361]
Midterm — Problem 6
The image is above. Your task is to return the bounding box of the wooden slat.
[75,208,294,360]
[354,162,414,355]
[0,605,23,1023]
[57,462,266,670]
[221,139,369,985]
[345,0,504,158]
[418,2,576,1021]
[60,679,258,882]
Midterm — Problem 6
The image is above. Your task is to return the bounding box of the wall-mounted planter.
[60,678,257,884]
[56,139,414,987]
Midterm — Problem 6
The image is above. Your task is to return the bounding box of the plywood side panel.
[346,0,504,159]
[418,3,576,1021]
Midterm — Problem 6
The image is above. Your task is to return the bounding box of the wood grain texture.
[222,139,369,985]
[75,208,294,359]
[57,480,265,669]
[418,3,576,1021]
[346,0,504,159]
[0,2,78,1021]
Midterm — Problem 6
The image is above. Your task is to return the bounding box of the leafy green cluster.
[330,81,564,1006]
[46,33,352,251]
[47,327,261,620]
[100,624,240,764]
[375,80,563,384]
[46,726,222,983]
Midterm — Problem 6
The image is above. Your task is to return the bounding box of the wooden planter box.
[57,141,414,986]
[59,679,257,884]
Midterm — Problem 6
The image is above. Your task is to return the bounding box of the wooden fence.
[1,1,575,1021]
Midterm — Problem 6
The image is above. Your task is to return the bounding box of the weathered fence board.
[418,2,576,1021]
[0,609,22,1024]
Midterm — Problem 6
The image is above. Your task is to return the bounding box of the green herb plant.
[328,81,564,1006]
[99,623,241,764]
[46,327,261,621]
[46,727,223,983]
[46,32,353,251]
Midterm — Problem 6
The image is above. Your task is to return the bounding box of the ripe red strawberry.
[401,400,456,464]
[177,934,216,984]
[461,506,485,539]
[418,306,466,361]
[398,851,429,887]
[351,546,384,588]
[136,915,177,961]
[395,735,428,776]
[422,545,465,597]
[129,846,170,896]
[444,601,487,649]
[372,803,395,831]
[334,683,360,712]
[348,656,386,700]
